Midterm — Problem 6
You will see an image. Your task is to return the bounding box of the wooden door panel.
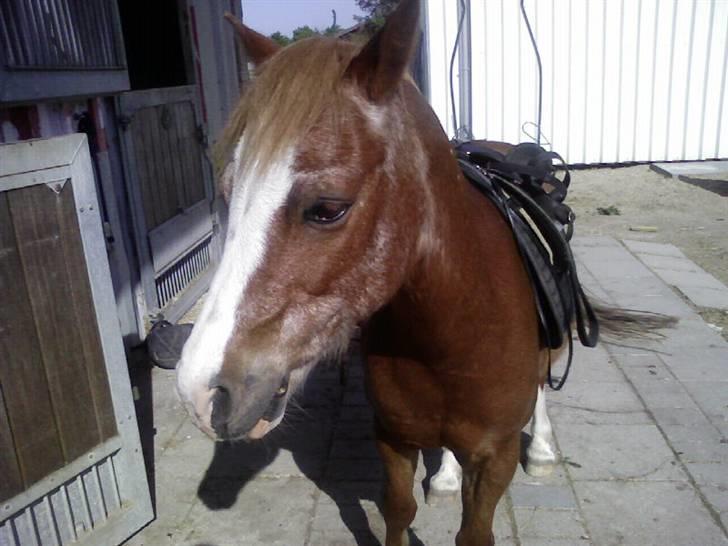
[0,192,65,494]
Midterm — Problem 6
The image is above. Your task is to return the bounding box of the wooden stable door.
[0,134,152,545]
[118,85,219,328]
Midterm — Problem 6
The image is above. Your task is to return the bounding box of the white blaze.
[176,146,295,417]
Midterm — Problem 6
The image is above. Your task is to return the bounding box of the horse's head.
[177,0,430,441]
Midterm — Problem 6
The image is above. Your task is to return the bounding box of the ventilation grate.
[155,237,211,309]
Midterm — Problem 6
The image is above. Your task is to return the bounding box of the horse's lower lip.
[247,419,271,439]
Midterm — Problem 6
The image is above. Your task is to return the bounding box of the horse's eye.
[303,199,351,225]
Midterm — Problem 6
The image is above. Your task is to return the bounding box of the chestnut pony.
[178,1,564,544]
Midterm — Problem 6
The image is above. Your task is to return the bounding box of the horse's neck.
[378,87,535,360]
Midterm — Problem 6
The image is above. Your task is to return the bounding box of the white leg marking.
[526,386,558,477]
[176,147,295,422]
[430,448,462,497]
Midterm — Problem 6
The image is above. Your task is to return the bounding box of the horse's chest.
[364,355,445,447]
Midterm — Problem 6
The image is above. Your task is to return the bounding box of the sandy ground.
[566,165,728,338]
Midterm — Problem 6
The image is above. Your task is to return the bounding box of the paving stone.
[548,382,652,426]
[676,285,728,311]
[519,539,590,546]
[660,347,728,382]
[638,253,702,273]
[554,424,686,481]
[622,239,687,258]
[317,481,383,506]
[513,507,587,539]
[573,481,728,546]
[182,478,317,546]
[684,463,728,513]
[576,254,655,283]
[661,424,728,463]
[595,276,672,304]
[571,236,623,248]
[574,263,613,303]
[652,318,727,351]
[681,381,728,423]
[620,372,704,415]
[125,465,199,546]
[306,529,381,546]
[511,462,571,486]
[606,291,696,320]
[650,266,727,291]
[159,419,217,477]
[311,499,383,533]
[411,495,514,542]
[313,484,512,545]
[510,484,578,510]
[566,343,625,384]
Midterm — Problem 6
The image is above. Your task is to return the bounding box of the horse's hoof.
[525,460,556,477]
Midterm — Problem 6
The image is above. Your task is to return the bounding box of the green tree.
[291,25,319,42]
[355,0,399,31]
[269,9,344,46]
[323,23,342,37]
[269,31,291,47]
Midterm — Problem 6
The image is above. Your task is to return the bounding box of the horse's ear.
[345,0,420,102]
[224,12,280,65]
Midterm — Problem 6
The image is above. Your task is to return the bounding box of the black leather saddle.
[454,141,599,389]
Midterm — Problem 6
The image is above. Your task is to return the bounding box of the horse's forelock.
[214,37,360,185]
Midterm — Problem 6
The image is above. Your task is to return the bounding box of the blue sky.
[241,1,365,37]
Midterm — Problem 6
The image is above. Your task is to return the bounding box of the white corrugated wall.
[425,0,728,164]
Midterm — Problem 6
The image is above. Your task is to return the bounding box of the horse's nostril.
[210,386,231,435]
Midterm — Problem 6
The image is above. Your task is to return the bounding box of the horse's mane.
[213,37,359,177]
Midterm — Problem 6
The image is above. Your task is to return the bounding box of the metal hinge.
[102,221,115,244]
[118,115,132,131]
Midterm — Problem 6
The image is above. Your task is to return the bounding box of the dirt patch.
[567,165,728,339]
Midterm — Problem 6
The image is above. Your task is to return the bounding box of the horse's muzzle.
[208,373,290,440]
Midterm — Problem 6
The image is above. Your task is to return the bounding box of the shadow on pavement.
[678,175,728,197]
[195,360,391,546]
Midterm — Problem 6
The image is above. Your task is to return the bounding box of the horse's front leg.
[376,429,419,546]
[456,432,520,546]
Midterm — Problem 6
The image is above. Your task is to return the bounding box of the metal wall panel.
[0,0,124,69]
[425,0,728,164]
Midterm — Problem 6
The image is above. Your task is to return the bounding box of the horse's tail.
[592,301,678,340]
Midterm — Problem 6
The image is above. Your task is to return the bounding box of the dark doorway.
[117,0,192,90]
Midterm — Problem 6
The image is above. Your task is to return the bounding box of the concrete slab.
[554,424,686,482]
[623,239,728,310]
[573,481,728,546]
[548,381,653,426]
[510,484,578,510]
[513,507,588,540]
[183,478,318,546]
[650,161,728,178]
